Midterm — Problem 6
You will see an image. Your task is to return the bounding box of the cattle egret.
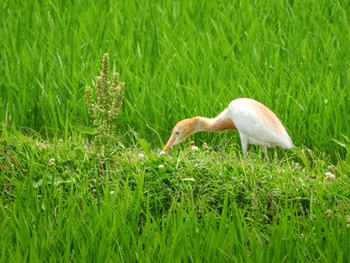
[162,98,294,164]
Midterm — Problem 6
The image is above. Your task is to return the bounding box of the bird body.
[163,98,294,164]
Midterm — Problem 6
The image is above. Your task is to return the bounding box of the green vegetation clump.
[0,135,349,262]
[85,53,125,148]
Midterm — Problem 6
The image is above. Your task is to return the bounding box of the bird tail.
[280,134,295,149]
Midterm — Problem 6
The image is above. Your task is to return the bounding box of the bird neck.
[192,114,236,133]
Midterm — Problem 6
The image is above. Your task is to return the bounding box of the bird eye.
[174,131,180,136]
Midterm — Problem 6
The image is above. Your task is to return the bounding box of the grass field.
[1,0,350,262]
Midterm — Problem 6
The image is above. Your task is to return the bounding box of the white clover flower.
[191,146,199,151]
[325,172,336,180]
[49,158,56,166]
[138,153,145,159]
[158,164,164,169]
[292,162,300,170]
[325,209,333,217]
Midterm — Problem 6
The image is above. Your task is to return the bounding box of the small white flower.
[109,190,115,195]
[325,209,333,217]
[159,150,166,155]
[49,158,56,166]
[191,146,199,151]
[325,172,336,180]
[138,153,145,159]
[292,162,300,170]
[158,164,164,169]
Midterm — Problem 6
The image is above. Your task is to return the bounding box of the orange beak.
[162,134,177,152]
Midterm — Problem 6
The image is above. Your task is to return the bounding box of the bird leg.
[239,132,248,162]
[275,150,279,163]
[262,146,270,166]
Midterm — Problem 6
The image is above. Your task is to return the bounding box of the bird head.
[162,118,198,152]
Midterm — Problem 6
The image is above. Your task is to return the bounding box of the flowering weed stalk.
[85,53,125,149]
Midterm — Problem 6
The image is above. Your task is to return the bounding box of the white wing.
[228,98,294,148]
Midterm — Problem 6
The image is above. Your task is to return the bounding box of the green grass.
[1,0,350,262]
[0,134,349,262]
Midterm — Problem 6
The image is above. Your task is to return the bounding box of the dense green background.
[1,1,349,159]
[1,1,350,262]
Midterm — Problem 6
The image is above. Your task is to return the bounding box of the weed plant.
[85,53,125,150]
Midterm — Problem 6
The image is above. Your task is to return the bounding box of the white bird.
[162,98,294,164]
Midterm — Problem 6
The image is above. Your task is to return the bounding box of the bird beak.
[162,134,177,152]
